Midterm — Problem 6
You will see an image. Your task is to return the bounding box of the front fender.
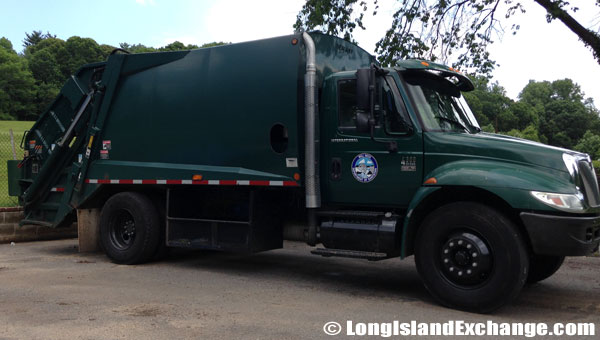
[400,160,578,257]
[424,159,575,194]
[400,186,440,258]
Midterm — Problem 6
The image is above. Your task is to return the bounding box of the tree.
[119,42,157,53]
[23,34,111,117]
[0,37,13,51]
[99,44,116,59]
[574,130,600,159]
[505,124,542,142]
[519,79,600,149]
[510,101,539,130]
[119,41,228,54]
[462,76,513,132]
[0,38,36,120]
[64,36,106,74]
[199,41,228,48]
[23,30,56,49]
[295,0,600,75]
[26,38,68,86]
[159,41,194,51]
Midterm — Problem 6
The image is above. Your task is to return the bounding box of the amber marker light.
[293,173,301,181]
[291,38,298,45]
[424,177,437,185]
[192,174,203,181]
[421,61,429,66]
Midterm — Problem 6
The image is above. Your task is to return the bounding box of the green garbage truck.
[7,32,600,312]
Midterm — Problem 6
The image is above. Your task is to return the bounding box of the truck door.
[322,75,423,207]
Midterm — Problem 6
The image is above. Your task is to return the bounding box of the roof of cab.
[394,59,474,91]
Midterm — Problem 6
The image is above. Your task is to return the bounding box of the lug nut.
[449,267,454,272]
[458,240,463,245]
[472,262,478,267]
[466,244,472,249]
[444,249,449,254]
[467,269,472,275]
[472,253,477,257]
[449,242,454,247]
[458,271,463,276]
[444,258,449,263]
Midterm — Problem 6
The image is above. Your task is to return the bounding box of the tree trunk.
[533,0,600,63]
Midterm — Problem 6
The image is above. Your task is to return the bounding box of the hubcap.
[109,210,136,250]
[440,232,492,286]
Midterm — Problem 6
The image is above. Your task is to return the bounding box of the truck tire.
[99,192,161,264]
[527,255,565,283]
[414,202,529,313]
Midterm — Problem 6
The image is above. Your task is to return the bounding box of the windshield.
[402,71,480,133]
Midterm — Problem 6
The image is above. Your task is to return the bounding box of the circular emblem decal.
[351,153,378,183]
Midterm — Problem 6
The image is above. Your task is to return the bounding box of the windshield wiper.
[466,122,482,133]
[435,116,469,132]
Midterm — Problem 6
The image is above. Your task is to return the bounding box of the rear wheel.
[414,202,529,313]
[100,192,161,264]
[527,255,565,283]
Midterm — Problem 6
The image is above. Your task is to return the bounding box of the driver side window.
[338,79,358,130]
[337,77,411,135]
[337,79,380,133]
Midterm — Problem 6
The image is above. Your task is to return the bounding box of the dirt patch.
[122,305,164,317]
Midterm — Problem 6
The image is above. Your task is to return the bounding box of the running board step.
[311,248,388,261]
[317,210,386,219]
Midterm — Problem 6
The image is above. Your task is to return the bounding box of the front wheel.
[99,192,161,264]
[414,202,529,313]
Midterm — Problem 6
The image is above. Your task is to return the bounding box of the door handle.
[330,158,342,181]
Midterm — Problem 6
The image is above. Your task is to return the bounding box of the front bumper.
[520,212,600,256]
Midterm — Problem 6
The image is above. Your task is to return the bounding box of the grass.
[0,121,35,207]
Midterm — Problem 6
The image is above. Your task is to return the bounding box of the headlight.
[531,191,585,212]
[562,153,578,177]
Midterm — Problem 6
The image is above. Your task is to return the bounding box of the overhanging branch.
[534,0,600,62]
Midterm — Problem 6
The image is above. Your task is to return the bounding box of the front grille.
[577,160,600,207]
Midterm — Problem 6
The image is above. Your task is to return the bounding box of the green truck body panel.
[11,33,376,228]
[6,160,21,197]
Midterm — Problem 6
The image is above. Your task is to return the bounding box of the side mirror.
[356,111,371,132]
[356,68,371,111]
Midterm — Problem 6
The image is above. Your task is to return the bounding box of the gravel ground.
[0,239,598,339]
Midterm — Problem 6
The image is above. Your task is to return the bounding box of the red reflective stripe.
[166,180,181,184]
[142,179,156,184]
[119,179,134,184]
[249,180,270,186]
[97,179,111,184]
[220,180,236,185]
[283,181,299,187]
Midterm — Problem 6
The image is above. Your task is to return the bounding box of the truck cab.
[316,60,600,311]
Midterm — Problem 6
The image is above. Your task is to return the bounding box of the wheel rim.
[109,209,136,251]
[440,231,493,287]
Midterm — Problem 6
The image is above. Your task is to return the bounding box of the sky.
[1,0,599,105]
